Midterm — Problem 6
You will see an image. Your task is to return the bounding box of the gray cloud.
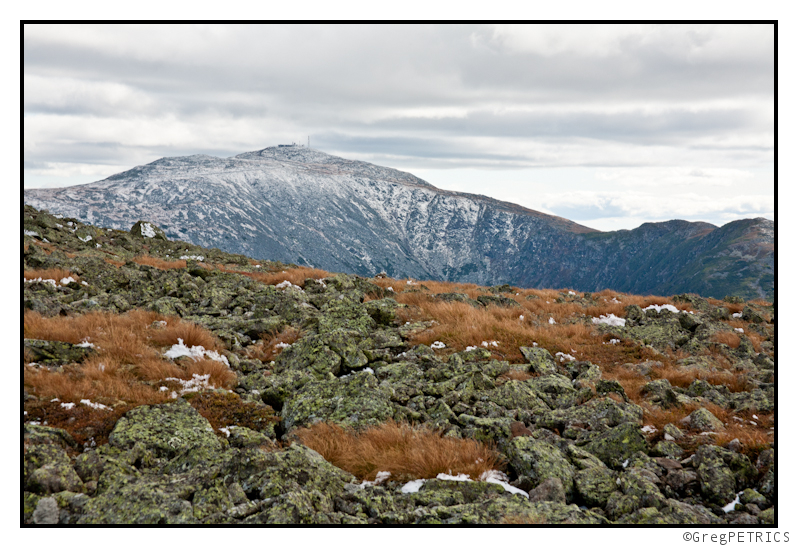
[23,23,774,230]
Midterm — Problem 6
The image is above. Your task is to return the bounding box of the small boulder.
[580,423,649,469]
[519,346,558,375]
[130,220,168,240]
[681,407,724,432]
[528,477,566,504]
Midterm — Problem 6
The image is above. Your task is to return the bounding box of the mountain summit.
[24,146,773,300]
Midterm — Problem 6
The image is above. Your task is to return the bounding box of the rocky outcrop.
[22,207,776,524]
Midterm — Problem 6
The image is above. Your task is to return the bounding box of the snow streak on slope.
[24,146,593,285]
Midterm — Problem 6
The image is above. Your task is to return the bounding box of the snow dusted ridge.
[24,145,773,298]
[23,146,592,288]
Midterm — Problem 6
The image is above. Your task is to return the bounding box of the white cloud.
[23,23,774,230]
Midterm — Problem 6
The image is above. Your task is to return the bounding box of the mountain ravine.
[23,146,774,300]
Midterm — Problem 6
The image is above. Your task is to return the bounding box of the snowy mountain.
[23,146,774,300]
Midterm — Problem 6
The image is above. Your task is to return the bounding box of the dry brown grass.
[295,420,504,482]
[244,266,332,288]
[707,298,745,314]
[132,255,187,270]
[24,309,235,415]
[24,268,80,284]
[245,326,302,362]
[24,309,223,352]
[104,258,126,267]
[711,331,741,349]
[397,297,653,367]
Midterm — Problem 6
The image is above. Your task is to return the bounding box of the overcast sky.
[23,23,774,231]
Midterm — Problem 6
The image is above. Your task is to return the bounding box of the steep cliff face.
[24,146,773,300]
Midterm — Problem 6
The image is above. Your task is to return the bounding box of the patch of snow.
[752,415,758,420]
[734,328,744,333]
[592,314,626,327]
[81,281,89,286]
[555,352,576,362]
[465,346,478,351]
[431,341,446,349]
[141,222,156,238]
[275,280,302,291]
[622,459,629,468]
[479,470,529,498]
[481,341,499,348]
[164,373,215,396]
[641,425,657,434]
[254,264,261,268]
[364,367,374,374]
[437,473,472,482]
[76,341,95,348]
[519,315,524,321]
[401,479,426,494]
[532,342,538,347]
[644,304,680,314]
[78,234,92,243]
[80,399,111,411]
[24,277,57,287]
[548,317,556,324]
[60,402,76,410]
[664,433,675,441]
[722,492,743,513]
[220,427,231,437]
[274,342,291,349]
[732,312,743,318]
[24,230,39,237]
[386,286,394,292]
[164,338,230,366]
[360,471,392,488]
[568,291,576,295]
[180,255,205,261]
[60,277,76,285]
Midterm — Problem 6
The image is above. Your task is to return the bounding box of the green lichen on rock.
[581,422,649,469]
[280,371,396,431]
[506,436,576,499]
[108,398,225,472]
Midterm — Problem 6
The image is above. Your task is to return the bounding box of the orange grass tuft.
[295,420,504,482]
[244,266,332,288]
[711,332,741,349]
[24,309,236,425]
[397,297,651,367]
[132,255,187,269]
[245,326,302,362]
[24,268,80,284]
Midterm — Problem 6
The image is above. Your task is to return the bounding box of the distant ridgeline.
[24,147,774,301]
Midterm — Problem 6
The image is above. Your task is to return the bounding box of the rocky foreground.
[23,205,775,525]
